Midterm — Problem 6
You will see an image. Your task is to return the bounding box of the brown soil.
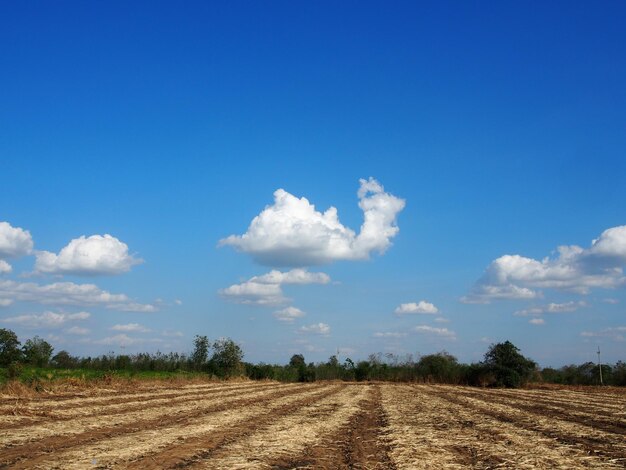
[1,382,624,469]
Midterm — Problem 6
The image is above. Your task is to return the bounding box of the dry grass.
[1,382,623,469]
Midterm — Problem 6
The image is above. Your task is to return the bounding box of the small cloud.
[273,306,306,322]
[580,326,626,342]
[394,301,438,315]
[93,334,164,346]
[373,332,407,338]
[434,317,449,323]
[414,325,456,340]
[174,299,183,305]
[529,318,545,325]
[0,298,13,307]
[111,323,151,333]
[602,298,619,304]
[220,269,330,306]
[66,326,90,335]
[299,323,331,336]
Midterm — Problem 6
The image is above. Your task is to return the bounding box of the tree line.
[1,328,624,387]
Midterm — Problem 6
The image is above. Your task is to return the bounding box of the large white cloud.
[35,234,142,276]
[0,221,33,259]
[394,301,438,315]
[220,178,405,266]
[463,225,626,303]
[0,279,157,312]
[1,311,90,328]
[219,269,330,306]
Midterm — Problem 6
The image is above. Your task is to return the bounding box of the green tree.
[22,336,54,367]
[0,328,23,366]
[51,350,78,369]
[416,351,461,384]
[483,341,536,387]
[211,338,244,378]
[191,335,210,371]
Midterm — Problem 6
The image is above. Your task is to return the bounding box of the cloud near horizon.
[1,311,90,328]
[462,225,626,303]
[220,178,405,267]
[0,279,157,312]
[219,269,330,306]
[35,234,143,276]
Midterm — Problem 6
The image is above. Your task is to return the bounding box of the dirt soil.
[0,382,624,469]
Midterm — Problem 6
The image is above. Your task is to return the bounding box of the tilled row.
[0,382,309,466]
[0,381,280,429]
[384,384,621,469]
[7,383,354,470]
[427,386,626,467]
[434,386,626,434]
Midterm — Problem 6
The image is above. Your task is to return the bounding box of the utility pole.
[597,346,603,386]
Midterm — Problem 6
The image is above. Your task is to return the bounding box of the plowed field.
[1,382,624,469]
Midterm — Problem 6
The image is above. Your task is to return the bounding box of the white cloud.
[394,301,438,315]
[434,317,450,323]
[35,234,142,276]
[514,301,586,317]
[111,323,151,333]
[93,334,164,346]
[0,221,33,259]
[299,323,331,336]
[1,311,90,328]
[220,269,330,306]
[463,225,626,303]
[529,318,545,325]
[220,178,405,266]
[602,298,619,304]
[0,279,157,312]
[414,325,456,340]
[0,299,13,307]
[66,326,90,335]
[581,326,626,342]
[0,260,12,274]
[373,332,407,338]
[273,306,306,322]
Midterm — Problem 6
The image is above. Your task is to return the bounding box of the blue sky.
[1,1,625,366]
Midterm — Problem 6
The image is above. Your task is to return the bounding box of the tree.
[51,350,78,369]
[22,336,54,367]
[211,338,244,378]
[0,328,23,366]
[416,351,461,384]
[483,341,536,387]
[289,354,305,368]
[191,335,210,371]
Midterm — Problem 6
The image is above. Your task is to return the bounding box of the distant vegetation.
[1,328,624,388]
